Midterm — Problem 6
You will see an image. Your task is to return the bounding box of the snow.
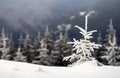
[79,11,86,16]
[0,60,120,78]
[70,15,75,19]
[65,11,101,62]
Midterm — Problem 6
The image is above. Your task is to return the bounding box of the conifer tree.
[24,32,33,63]
[96,31,105,63]
[64,11,101,63]
[0,29,14,60]
[51,32,72,66]
[14,34,27,62]
[15,32,33,63]
[14,47,27,62]
[7,33,15,60]
[33,32,41,50]
[32,32,41,61]
[44,26,53,55]
[32,38,51,65]
[101,19,120,65]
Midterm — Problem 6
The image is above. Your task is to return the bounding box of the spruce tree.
[7,33,15,60]
[96,31,106,63]
[15,47,27,62]
[32,38,51,65]
[51,32,72,66]
[24,32,33,63]
[34,32,41,49]
[14,33,27,62]
[32,32,41,59]
[44,26,53,55]
[15,32,33,63]
[0,29,14,60]
[64,11,101,64]
[101,19,120,65]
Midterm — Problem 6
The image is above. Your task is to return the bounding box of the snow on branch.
[85,11,95,31]
[64,11,101,62]
[75,25,97,40]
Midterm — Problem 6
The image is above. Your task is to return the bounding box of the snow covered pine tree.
[32,32,51,65]
[0,29,14,60]
[15,32,33,63]
[15,33,28,62]
[101,19,120,66]
[44,26,53,55]
[51,32,72,66]
[95,31,105,63]
[64,11,101,63]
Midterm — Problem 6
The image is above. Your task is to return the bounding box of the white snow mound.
[0,60,120,78]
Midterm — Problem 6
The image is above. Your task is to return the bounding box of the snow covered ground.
[0,60,120,78]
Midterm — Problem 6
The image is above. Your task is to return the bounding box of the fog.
[0,0,100,29]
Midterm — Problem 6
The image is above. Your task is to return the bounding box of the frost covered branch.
[64,11,101,62]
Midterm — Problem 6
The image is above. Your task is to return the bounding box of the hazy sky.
[0,0,100,29]
[0,0,120,45]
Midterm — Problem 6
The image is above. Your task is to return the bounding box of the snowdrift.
[0,60,120,78]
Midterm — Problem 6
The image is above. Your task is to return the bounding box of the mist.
[0,0,100,29]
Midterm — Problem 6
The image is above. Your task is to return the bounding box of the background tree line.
[0,19,120,66]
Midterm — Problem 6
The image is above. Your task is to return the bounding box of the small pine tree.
[0,29,14,60]
[64,11,101,63]
[32,38,51,65]
[32,47,50,65]
[23,32,33,63]
[7,33,15,60]
[34,32,41,49]
[101,19,120,65]
[15,32,33,63]
[14,47,27,62]
[14,33,27,62]
[51,32,72,66]
[44,26,53,55]
[32,32,41,60]
[96,31,106,63]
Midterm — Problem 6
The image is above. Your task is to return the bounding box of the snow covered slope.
[0,60,120,78]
